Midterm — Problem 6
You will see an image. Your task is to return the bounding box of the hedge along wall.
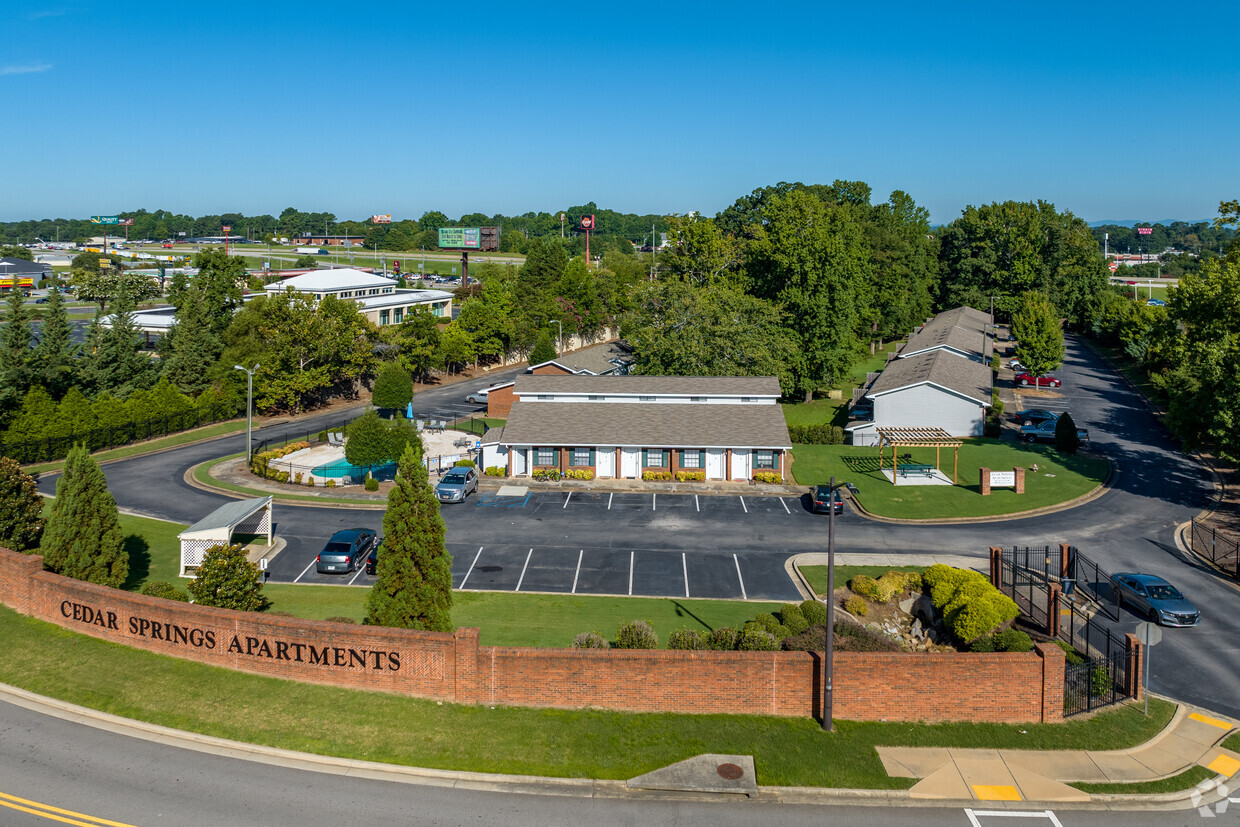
[0,549,1063,723]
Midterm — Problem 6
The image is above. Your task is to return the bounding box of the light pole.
[823,476,857,732]
[234,363,259,461]
[549,319,563,355]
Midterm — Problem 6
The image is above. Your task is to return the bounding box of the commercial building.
[291,235,365,247]
[481,375,791,481]
[0,257,51,292]
[264,269,453,325]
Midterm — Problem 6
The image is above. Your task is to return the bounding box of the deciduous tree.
[1011,291,1065,377]
[371,361,413,414]
[187,543,267,611]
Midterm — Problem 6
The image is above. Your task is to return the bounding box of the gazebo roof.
[875,426,964,448]
[178,496,272,541]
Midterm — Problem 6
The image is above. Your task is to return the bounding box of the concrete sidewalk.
[877,703,1240,803]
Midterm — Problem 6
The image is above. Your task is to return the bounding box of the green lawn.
[24,420,247,475]
[1071,764,1215,795]
[449,416,505,436]
[782,342,904,428]
[791,439,1109,519]
[0,604,1177,788]
[1222,731,1240,753]
[800,565,927,597]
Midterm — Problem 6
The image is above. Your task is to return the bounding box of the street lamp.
[548,319,563,355]
[823,475,857,732]
[233,363,259,461]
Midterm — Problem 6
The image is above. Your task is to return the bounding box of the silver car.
[436,467,479,503]
[1114,572,1201,627]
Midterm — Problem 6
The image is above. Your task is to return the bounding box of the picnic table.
[896,463,936,478]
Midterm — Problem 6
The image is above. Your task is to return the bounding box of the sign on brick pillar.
[453,627,481,704]
[1046,582,1060,638]
[989,546,1003,588]
[1125,633,1143,701]
[979,467,991,496]
[1014,466,1025,494]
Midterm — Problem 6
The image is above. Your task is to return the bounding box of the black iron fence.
[2,402,244,464]
[1069,546,1121,621]
[1189,519,1240,581]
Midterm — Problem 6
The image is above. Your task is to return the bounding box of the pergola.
[876,427,963,483]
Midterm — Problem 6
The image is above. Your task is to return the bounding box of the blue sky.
[5,1,1237,225]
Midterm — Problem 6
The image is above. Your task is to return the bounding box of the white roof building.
[266,268,454,325]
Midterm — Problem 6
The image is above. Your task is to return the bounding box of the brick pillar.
[615,448,622,478]
[0,548,43,616]
[1036,642,1066,723]
[1059,543,1072,581]
[726,448,733,480]
[453,627,481,704]
[558,448,566,475]
[1125,633,1143,701]
[670,448,678,476]
[989,546,1003,588]
[1046,582,1061,638]
[980,467,991,496]
[1014,466,1025,494]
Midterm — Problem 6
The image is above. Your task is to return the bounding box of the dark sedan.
[812,485,843,514]
[1013,409,1059,427]
[1113,572,1201,627]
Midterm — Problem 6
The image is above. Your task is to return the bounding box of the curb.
[183,457,389,510]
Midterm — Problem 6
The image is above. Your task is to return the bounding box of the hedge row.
[788,424,846,445]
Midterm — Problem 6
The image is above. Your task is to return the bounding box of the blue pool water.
[311,457,395,480]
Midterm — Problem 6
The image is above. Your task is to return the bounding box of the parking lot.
[274,490,827,601]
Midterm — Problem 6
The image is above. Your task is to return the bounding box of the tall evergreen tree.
[33,287,75,397]
[0,285,34,419]
[162,289,222,395]
[42,444,128,587]
[366,442,453,631]
[0,456,45,552]
[94,289,156,397]
[528,329,557,365]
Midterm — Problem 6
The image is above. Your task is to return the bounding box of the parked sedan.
[1013,409,1059,427]
[812,485,844,514]
[1113,572,1201,627]
[1019,419,1089,445]
[315,528,377,574]
[436,466,479,503]
[1015,372,1061,388]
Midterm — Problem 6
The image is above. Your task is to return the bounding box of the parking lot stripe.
[572,549,583,593]
[780,497,790,514]
[563,492,572,509]
[607,492,613,510]
[739,496,748,513]
[695,495,699,512]
[652,493,657,511]
[459,546,484,589]
[682,553,689,598]
[347,565,367,586]
[628,551,634,596]
[294,557,317,583]
[514,548,533,592]
[733,554,747,600]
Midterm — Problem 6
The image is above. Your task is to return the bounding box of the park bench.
[896,463,936,478]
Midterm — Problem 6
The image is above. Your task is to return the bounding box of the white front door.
[730,449,751,480]
[705,449,725,480]
[512,448,528,476]
[596,447,616,478]
[620,448,639,478]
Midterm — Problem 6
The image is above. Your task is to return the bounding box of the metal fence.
[1,402,244,464]
[1189,519,1240,580]
[1069,546,1121,620]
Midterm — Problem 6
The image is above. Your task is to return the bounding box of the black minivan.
[315,528,376,574]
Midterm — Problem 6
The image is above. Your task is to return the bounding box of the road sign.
[1134,621,1162,646]
[1109,261,1119,272]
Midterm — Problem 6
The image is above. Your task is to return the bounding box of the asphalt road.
[31,337,1240,718]
[0,698,1222,827]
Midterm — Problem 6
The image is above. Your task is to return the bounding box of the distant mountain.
[1088,219,1213,228]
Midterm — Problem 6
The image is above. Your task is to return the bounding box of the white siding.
[871,384,986,438]
[482,443,508,470]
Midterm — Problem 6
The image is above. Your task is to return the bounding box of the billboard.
[439,227,481,249]
[580,215,595,230]
[1137,227,1153,235]
[90,215,120,224]
[119,218,134,226]
[371,214,392,224]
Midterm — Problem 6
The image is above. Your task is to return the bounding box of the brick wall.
[0,548,1064,723]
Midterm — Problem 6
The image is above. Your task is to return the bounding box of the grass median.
[0,604,1176,787]
[791,439,1108,519]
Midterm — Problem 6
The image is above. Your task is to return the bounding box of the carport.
[178,496,273,576]
[876,427,962,484]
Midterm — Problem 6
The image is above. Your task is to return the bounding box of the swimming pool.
[311,457,395,480]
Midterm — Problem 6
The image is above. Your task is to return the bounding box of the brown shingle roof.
[900,305,991,359]
[868,349,992,405]
[513,374,782,397]
[498,402,792,449]
[530,340,634,375]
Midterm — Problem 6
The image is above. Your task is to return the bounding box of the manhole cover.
[716,763,744,780]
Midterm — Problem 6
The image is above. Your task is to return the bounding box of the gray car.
[315,528,376,574]
[436,466,479,503]
[1113,572,1201,627]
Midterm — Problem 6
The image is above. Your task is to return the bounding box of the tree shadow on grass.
[121,534,149,591]
[843,456,882,473]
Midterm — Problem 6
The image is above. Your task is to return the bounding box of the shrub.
[324,615,356,624]
[667,628,708,650]
[779,603,808,634]
[832,621,902,652]
[615,620,658,650]
[364,477,379,492]
[484,466,506,477]
[752,472,783,484]
[970,636,996,652]
[317,430,327,442]
[1054,639,1085,666]
[848,574,880,601]
[564,469,594,480]
[571,632,610,650]
[992,628,1034,652]
[1091,665,1113,697]
[737,629,779,651]
[753,612,781,634]
[326,479,336,489]
[642,470,673,481]
[674,470,705,482]
[140,581,189,602]
[924,564,1019,644]
[843,596,868,616]
[800,599,828,625]
[454,459,476,468]
[706,627,738,650]
[306,477,315,487]
[187,543,268,611]
[533,468,562,480]
[873,570,913,602]
[786,424,847,445]
[294,472,303,485]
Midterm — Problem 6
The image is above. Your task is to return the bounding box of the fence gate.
[1067,546,1121,621]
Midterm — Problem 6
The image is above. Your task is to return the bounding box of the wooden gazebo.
[876,427,964,483]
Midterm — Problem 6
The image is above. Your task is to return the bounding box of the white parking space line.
[780,497,791,514]
[964,811,1063,827]
[294,558,317,583]
[652,493,657,511]
[695,495,700,512]
[628,551,634,596]
[739,496,748,513]
[347,566,367,586]
[607,492,613,510]
[572,549,583,594]
[563,492,572,509]
[682,553,689,598]
[459,546,484,589]
[733,554,747,600]
[514,548,533,592]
